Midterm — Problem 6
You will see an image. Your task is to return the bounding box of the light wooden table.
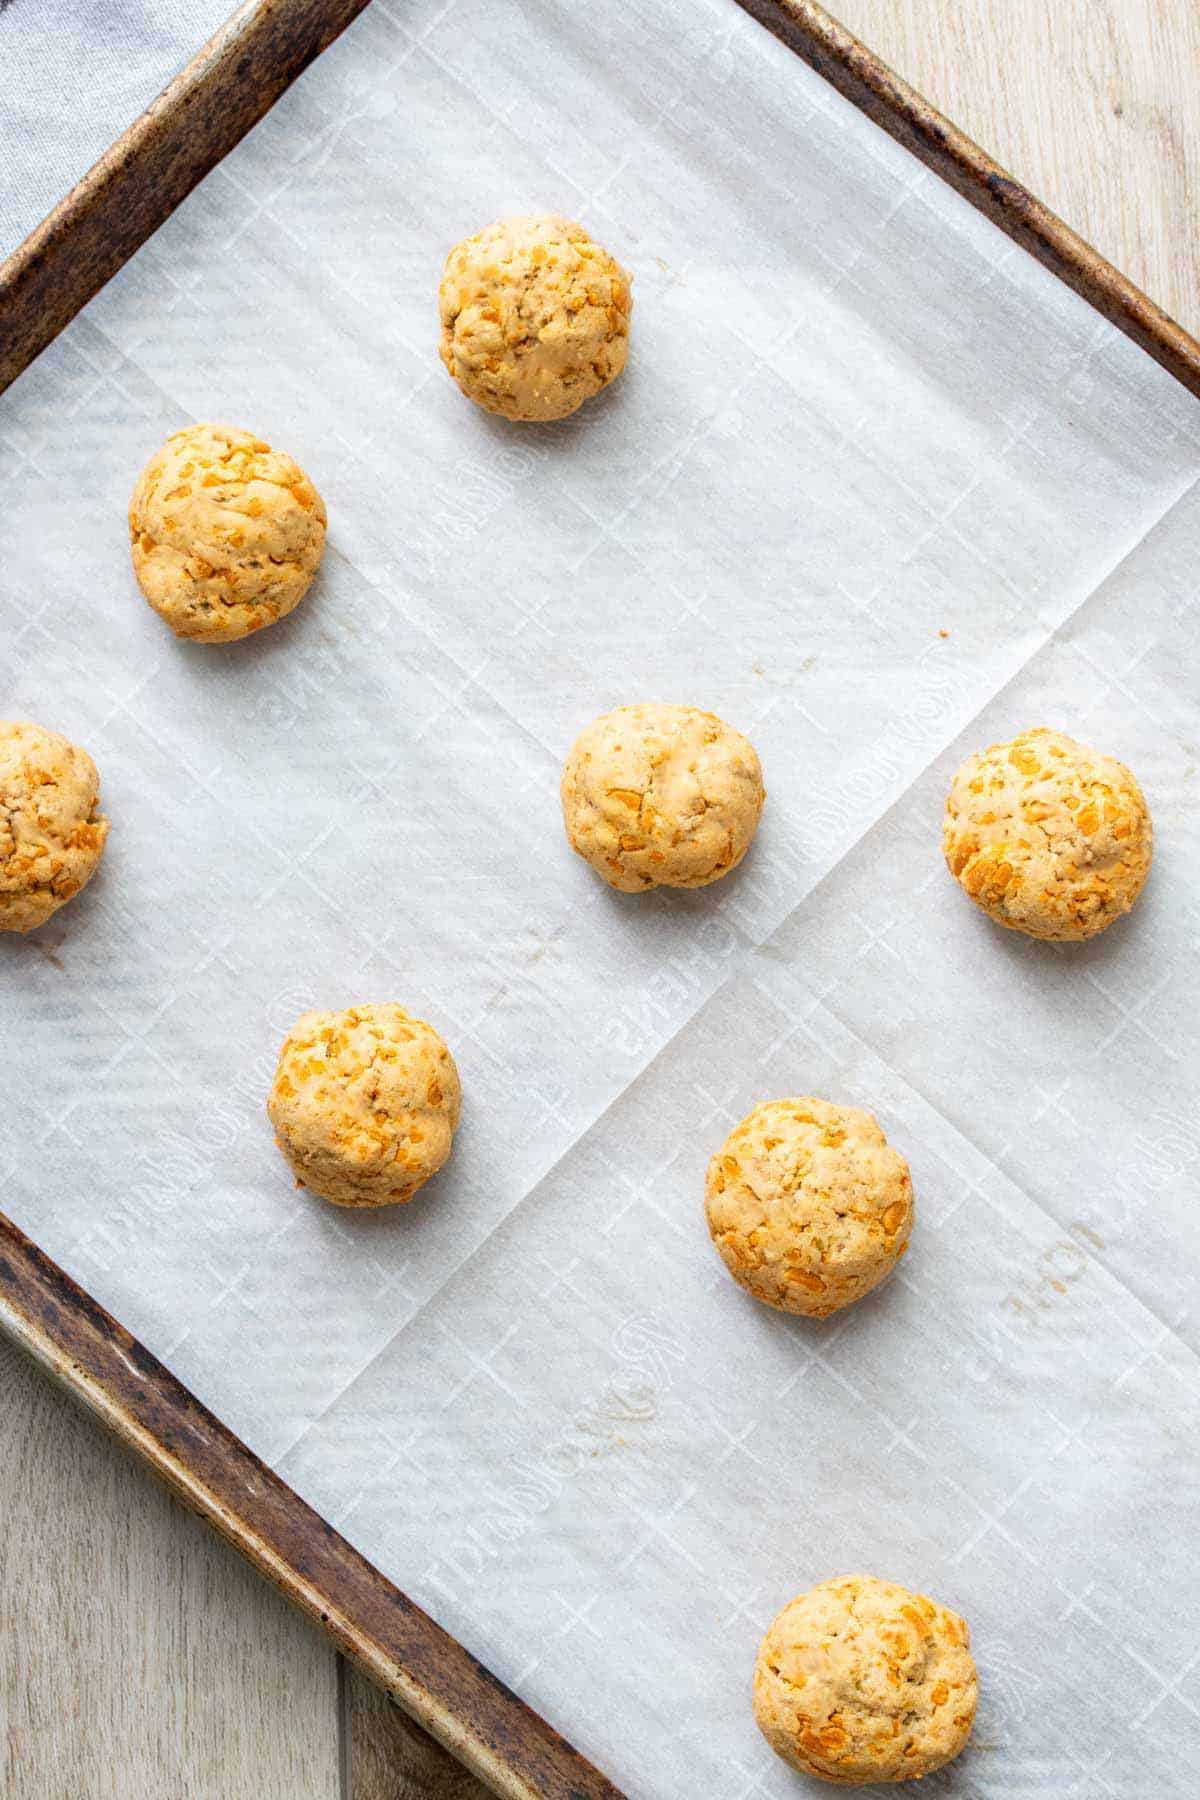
[3,4,1197,1796]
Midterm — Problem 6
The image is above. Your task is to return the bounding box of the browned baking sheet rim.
[3,2,1200,1797]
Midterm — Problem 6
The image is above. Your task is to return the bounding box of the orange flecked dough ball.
[129,422,326,643]
[561,702,764,892]
[943,726,1152,941]
[268,1004,461,1208]
[438,214,631,421]
[754,1575,978,1785]
[705,1098,913,1317]
[0,719,109,932]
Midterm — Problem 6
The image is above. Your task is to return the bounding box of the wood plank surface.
[346,1664,491,1800]
[0,1337,340,1800]
[835,0,1200,331]
[2,5,1198,1800]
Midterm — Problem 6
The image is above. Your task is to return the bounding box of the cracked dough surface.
[267,1004,461,1208]
[754,1574,978,1786]
[0,720,109,932]
[129,422,327,643]
[705,1098,912,1316]
[438,214,631,421]
[943,726,1152,941]
[561,703,764,891]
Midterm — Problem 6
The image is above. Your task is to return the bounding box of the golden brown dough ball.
[705,1098,912,1316]
[561,703,764,892]
[0,719,109,932]
[268,1004,461,1208]
[439,214,631,421]
[130,422,326,643]
[754,1574,978,1785]
[943,726,1152,940]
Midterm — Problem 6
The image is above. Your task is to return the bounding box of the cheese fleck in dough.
[561,702,764,892]
[439,214,631,421]
[130,422,326,643]
[0,719,109,932]
[705,1098,912,1317]
[268,1004,461,1208]
[754,1574,978,1785]
[943,726,1152,940]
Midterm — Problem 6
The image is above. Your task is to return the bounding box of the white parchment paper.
[3,3,1200,1794]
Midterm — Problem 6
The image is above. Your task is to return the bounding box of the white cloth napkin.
[0,0,234,259]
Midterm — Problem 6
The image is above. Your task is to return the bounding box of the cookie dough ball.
[754,1575,978,1786]
[943,726,1152,941]
[267,1004,461,1208]
[129,422,326,643]
[438,214,631,421]
[0,720,109,932]
[561,703,764,892]
[705,1098,912,1316]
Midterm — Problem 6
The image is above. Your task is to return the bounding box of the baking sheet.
[3,0,1199,1794]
